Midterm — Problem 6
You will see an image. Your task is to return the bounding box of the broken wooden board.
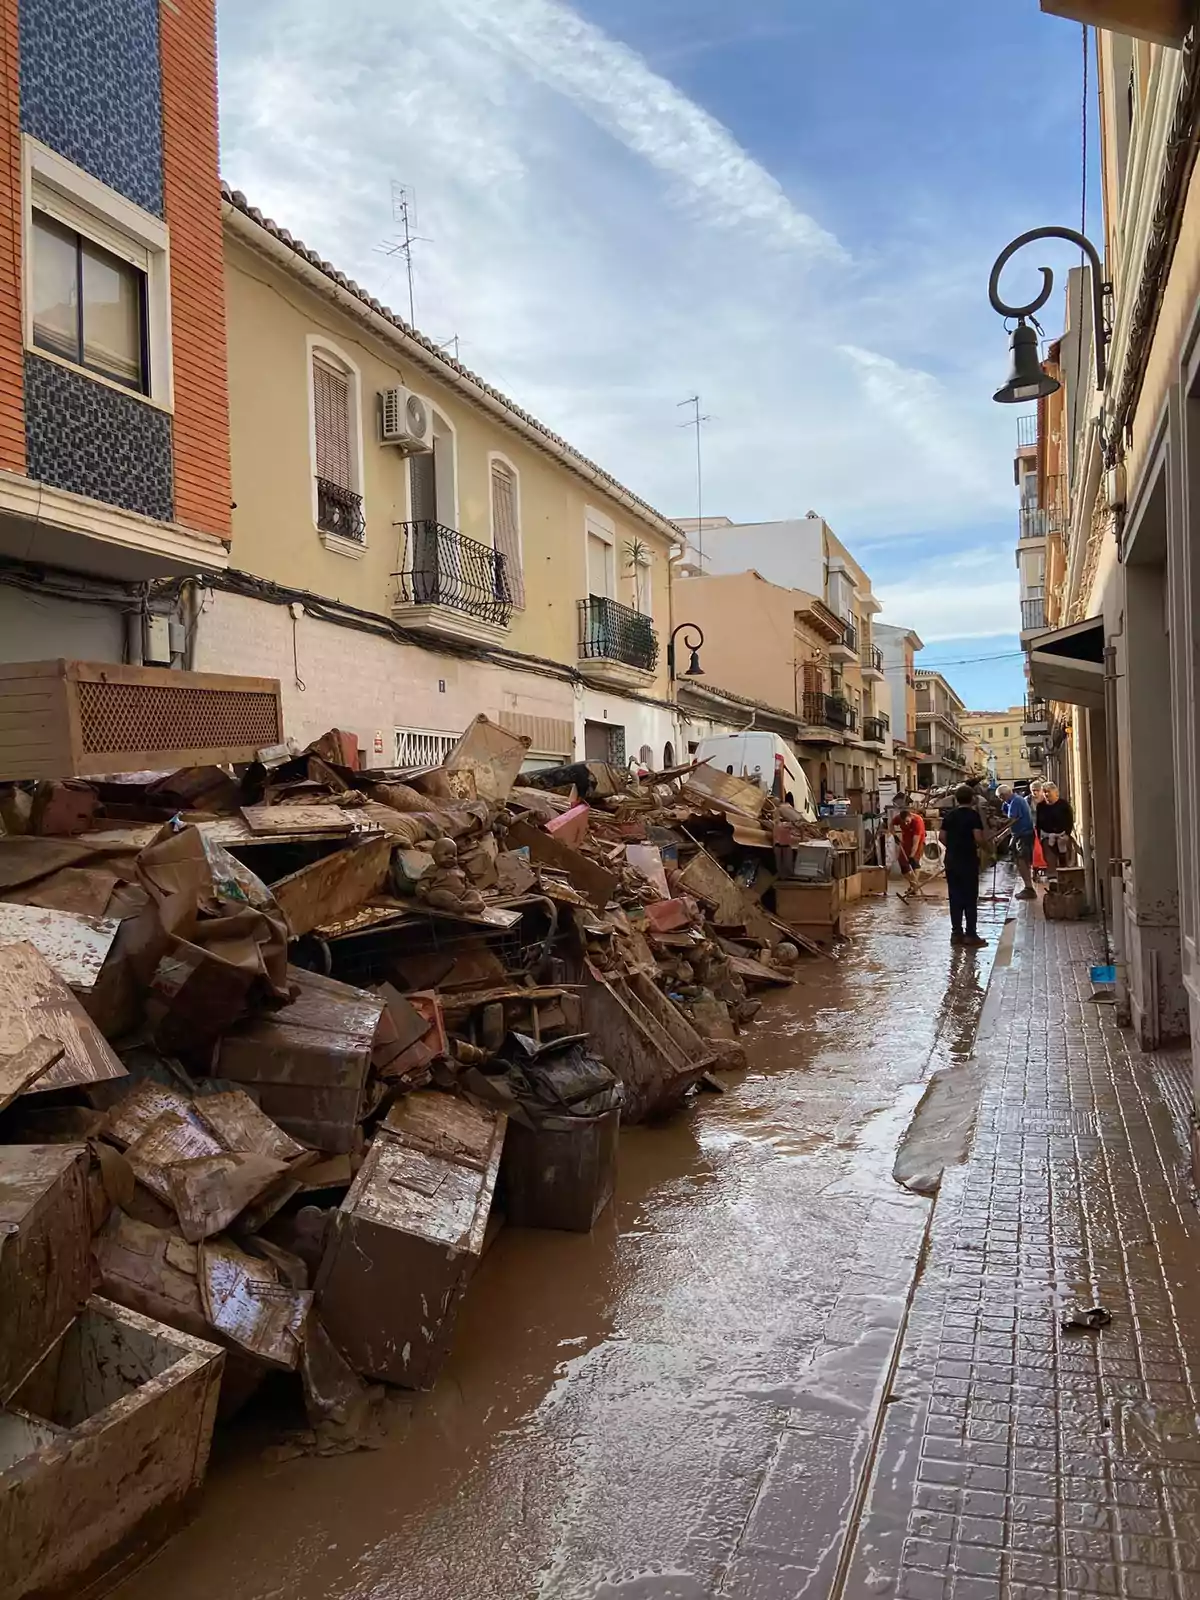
[193,1089,307,1162]
[726,952,794,988]
[0,941,125,1096]
[270,834,394,940]
[681,763,766,819]
[507,819,618,909]
[0,1036,64,1112]
[2,866,123,918]
[0,902,120,991]
[200,1236,312,1370]
[239,804,356,836]
[125,1109,225,1204]
[677,846,747,927]
[167,1152,291,1243]
[445,714,530,803]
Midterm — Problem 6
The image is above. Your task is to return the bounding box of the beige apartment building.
[181,189,686,771]
[672,568,891,805]
[1017,2,1200,1070]
[674,515,894,807]
[961,707,1025,783]
[875,623,923,794]
[913,670,968,790]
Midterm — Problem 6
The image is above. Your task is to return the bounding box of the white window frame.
[584,505,616,598]
[23,136,173,410]
[307,334,367,558]
[488,450,524,606]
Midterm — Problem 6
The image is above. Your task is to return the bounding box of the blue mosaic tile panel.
[19,0,164,216]
[25,353,174,522]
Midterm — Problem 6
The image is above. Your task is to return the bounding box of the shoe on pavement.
[964,934,989,947]
[1016,888,1037,901]
[950,932,966,946]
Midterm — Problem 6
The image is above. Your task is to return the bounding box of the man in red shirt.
[893,804,926,899]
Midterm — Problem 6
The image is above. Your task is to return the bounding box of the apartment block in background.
[874,623,923,794]
[913,670,968,790]
[960,707,1027,784]
[675,512,891,807]
[0,0,230,662]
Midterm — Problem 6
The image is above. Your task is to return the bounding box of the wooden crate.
[0,1296,223,1600]
[0,660,283,779]
[775,880,841,926]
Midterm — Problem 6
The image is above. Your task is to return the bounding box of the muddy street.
[114,886,1010,1600]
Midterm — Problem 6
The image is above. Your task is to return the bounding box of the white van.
[693,732,817,819]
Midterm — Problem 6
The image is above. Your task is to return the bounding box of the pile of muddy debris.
[0,714,855,1598]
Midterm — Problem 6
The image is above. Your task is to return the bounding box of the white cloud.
[216,0,1022,548]
[876,547,1020,641]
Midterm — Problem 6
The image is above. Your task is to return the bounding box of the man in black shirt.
[940,783,987,947]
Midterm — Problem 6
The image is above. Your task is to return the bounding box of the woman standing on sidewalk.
[940,784,988,947]
[1035,783,1075,871]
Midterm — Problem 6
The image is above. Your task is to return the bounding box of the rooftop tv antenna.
[678,395,712,568]
[374,182,428,326]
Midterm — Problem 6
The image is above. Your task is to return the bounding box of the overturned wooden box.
[501,1107,620,1233]
[0,660,283,779]
[0,1296,223,1600]
[582,962,714,1121]
[0,1145,92,1404]
[316,1094,505,1389]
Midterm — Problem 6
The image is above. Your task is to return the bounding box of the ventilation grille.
[77,681,282,756]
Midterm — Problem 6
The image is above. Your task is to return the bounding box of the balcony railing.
[863,713,889,743]
[1023,697,1049,727]
[577,594,659,672]
[840,618,859,655]
[867,643,883,673]
[801,691,856,732]
[1016,414,1038,450]
[1021,597,1046,632]
[317,477,366,543]
[396,521,512,626]
[1019,504,1049,540]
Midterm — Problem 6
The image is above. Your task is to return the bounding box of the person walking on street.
[892,804,927,901]
[1036,783,1075,871]
[997,783,1037,900]
[940,783,988,946]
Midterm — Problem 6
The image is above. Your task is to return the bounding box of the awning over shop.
[1027,616,1105,711]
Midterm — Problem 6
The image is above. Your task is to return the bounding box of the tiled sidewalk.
[843,907,1199,1600]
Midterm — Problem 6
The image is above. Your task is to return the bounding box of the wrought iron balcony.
[841,618,859,655]
[1019,505,1049,540]
[863,713,889,744]
[396,521,512,626]
[316,477,366,543]
[1016,413,1038,450]
[578,594,658,673]
[1023,696,1049,728]
[867,643,884,674]
[1021,597,1046,632]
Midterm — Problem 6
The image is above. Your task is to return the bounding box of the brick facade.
[0,0,24,474]
[159,0,230,540]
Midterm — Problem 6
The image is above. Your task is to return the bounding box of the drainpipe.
[1103,640,1127,1006]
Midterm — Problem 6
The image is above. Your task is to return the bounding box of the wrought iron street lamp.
[988,227,1109,404]
[667,623,704,681]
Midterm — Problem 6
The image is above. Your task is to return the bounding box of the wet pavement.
[115,881,1011,1600]
[844,905,1199,1600]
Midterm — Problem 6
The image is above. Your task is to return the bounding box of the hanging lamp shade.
[994,318,1061,404]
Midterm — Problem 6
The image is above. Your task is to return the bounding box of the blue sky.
[216,0,1099,710]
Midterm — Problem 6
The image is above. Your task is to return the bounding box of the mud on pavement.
[111,881,1011,1600]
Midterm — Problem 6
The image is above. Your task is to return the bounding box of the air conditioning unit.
[381,387,433,452]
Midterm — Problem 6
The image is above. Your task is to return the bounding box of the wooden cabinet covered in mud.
[0,1295,224,1599]
[316,1095,504,1389]
[0,1145,91,1403]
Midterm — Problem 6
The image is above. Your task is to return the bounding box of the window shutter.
[313,357,353,489]
[490,461,524,608]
